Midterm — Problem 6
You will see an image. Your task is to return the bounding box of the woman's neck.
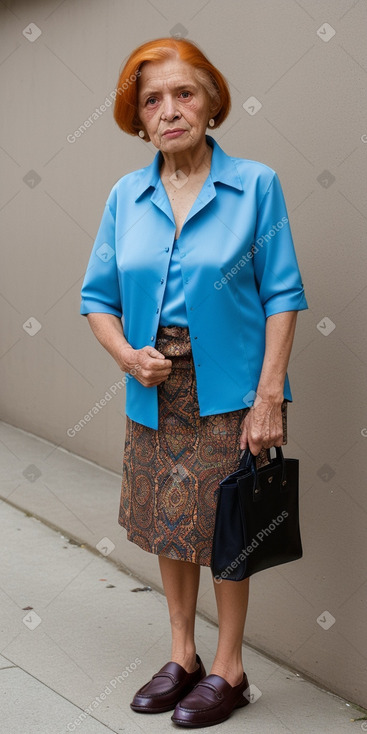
[160,139,212,179]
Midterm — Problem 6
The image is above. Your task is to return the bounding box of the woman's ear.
[210,100,221,120]
[134,115,149,141]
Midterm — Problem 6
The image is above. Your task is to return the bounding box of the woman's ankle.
[210,655,244,687]
[170,645,198,673]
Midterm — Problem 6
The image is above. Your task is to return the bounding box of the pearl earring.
[208,118,215,127]
[138,130,145,138]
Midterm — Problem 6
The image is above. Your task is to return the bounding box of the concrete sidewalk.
[0,423,366,733]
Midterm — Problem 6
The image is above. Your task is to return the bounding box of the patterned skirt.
[118,326,288,567]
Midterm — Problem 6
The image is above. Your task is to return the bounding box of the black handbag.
[210,446,303,582]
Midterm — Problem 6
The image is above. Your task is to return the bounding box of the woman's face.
[137,56,213,154]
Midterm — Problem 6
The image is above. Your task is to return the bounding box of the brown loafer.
[171,672,250,727]
[130,654,206,713]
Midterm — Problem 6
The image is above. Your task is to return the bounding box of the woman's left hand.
[240,395,284,455]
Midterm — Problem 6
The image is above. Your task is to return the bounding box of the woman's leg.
[158,555,201,673]
[210,576,250,687]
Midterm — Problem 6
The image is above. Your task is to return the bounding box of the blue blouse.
[159,237,188,327]
[80,135,308,429]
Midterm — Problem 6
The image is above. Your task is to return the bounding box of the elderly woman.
[80,37,308,728]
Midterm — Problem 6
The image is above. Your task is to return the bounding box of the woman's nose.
[161,96,179,121]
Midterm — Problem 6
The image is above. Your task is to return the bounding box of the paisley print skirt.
[118,326,288,567]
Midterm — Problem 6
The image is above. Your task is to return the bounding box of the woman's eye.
[180,91,191,99]
[146,97,157,105]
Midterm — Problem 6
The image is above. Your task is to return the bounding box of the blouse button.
[160,278,164,284]
[165,247,169,252]
[150,336,154,341]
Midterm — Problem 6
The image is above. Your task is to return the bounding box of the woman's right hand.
[120,345,172,387]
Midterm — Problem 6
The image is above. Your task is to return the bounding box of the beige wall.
[1,0,367,708]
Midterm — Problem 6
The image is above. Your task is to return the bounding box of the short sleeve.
[80,195,122,318]
[253,172,308,317]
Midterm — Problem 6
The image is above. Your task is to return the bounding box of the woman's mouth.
[162,129,186,139]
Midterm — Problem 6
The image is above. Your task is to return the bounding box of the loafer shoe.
[171,671,250,727]
[130,653,206,713]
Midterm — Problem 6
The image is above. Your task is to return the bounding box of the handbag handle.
[239,445,287,491]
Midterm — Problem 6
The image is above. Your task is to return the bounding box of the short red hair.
[113,37,231,139]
